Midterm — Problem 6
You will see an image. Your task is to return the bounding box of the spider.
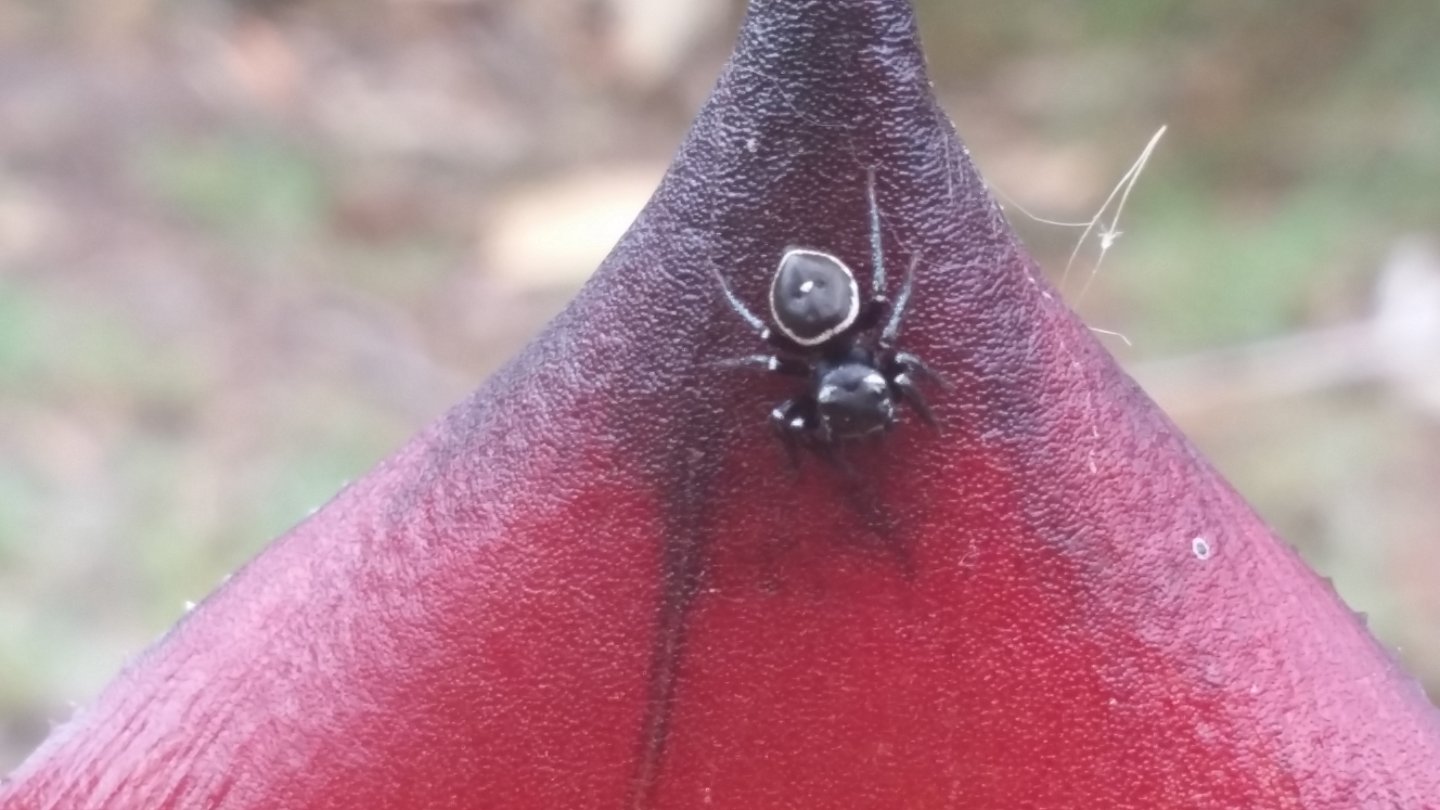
[712,174,944,466]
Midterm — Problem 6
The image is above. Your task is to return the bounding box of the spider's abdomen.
[769,248,860,346]
[815,361,896,439]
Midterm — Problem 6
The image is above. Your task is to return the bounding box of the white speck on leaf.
[1192,536,1212,560]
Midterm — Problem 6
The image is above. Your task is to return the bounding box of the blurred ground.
[2,0,1438,769]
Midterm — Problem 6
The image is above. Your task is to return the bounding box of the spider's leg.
[842,168,891,337]
[711,265,771,339]
[866,167,885,297]
[713,354,809,376]
[894,350,953,391]
[892,371,939,430]
[890,351,946,429]
[879,255,918,349]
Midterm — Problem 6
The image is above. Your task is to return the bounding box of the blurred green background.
[2,0,1438,769]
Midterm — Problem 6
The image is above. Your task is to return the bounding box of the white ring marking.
[769,248,862,347]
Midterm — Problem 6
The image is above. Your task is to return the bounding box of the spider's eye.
[769,249,860,346]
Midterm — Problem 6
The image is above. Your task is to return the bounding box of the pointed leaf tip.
[6,1,1440,808]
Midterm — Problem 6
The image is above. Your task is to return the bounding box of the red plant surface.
[5,0,1440,808]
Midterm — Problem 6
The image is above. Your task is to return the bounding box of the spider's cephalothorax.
[713,173,944,466]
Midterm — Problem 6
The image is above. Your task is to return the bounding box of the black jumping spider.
[713,173,944,466]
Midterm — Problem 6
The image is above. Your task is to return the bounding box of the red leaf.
[6,1,1439,808]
